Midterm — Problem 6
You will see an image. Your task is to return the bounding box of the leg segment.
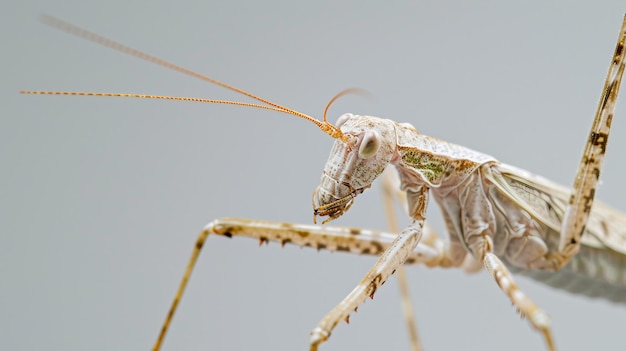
[553,16,626,268]
[381,168,422,351]
[209,218,443,263]
[473,236,554,351]
[308,185,430,350]
[309,218,425,351]
[153,216,453,351]
[395,267,422,351]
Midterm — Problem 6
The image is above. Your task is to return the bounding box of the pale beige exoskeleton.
[20,14,626,351]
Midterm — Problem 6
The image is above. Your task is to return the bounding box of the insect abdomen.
[508,244,626,303]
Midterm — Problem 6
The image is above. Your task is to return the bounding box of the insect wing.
[487,163,626,255]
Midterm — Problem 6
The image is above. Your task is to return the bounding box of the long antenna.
[21,15,350,142]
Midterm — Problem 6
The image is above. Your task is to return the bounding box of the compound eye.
[358,130,380,159]
[335,113,353,129]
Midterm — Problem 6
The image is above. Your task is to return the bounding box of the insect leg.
[381,168,475,270]
[153,216,449,351]
[551,15,626,269]
[381,168,422,351]
[309,185,429,351]
[483,252,555,351]
[482,251,555,351]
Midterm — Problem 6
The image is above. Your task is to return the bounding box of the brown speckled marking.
[583,189,596,213]
[592,167,601,179]
[294,229,310,238]
[361,241,385,255]
[615,41,624,63]
[336,245,350,253]
[368,273,383,299]
[590,131,609,154]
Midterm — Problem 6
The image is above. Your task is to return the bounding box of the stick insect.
[20,14,626,351]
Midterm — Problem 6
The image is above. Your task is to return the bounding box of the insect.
[19,13,626,351]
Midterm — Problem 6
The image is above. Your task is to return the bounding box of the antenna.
[21,15,355,142]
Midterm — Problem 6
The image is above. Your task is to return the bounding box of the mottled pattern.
[557,24,626,266]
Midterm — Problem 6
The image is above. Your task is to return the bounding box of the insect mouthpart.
[312,186,367,224]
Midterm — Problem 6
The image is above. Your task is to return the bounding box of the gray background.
[3,1,626,351]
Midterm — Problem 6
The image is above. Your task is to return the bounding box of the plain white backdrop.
[3,1,626,351]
